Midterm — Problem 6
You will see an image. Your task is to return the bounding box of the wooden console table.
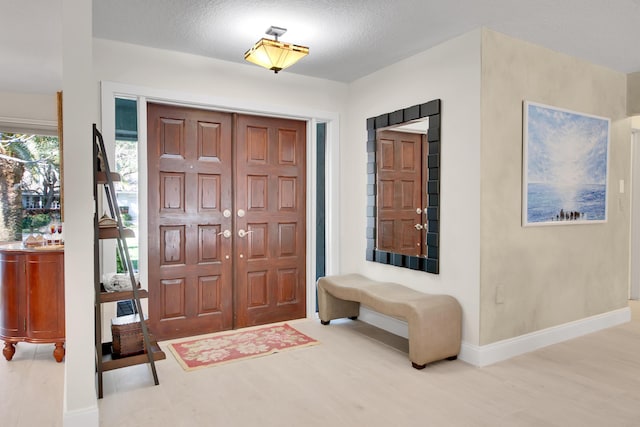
[0,242,65,362]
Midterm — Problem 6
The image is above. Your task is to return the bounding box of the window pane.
[0,132,60,242]
[115,98,139,272]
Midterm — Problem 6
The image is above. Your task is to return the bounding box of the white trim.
[0,116,58,135]
[324,119,340,275]
[463,307,630,366]
[100,80,340,320]
[137,96,149,316]
[359,306,409,338]
[360,306,630,367]
[630,129,640,300]
[63,405,99,427]
[306,118,318,315]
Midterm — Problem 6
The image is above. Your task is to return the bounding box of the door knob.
[416,208,422,214]
[238,229,253,238]
[218,230,232,238]
[223,209,231,218]
[414,224,424,230]
[237,209,246,218]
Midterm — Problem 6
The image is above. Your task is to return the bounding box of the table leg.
[53,342,65,362]
[2,341,15,361]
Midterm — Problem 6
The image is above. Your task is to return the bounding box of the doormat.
[168,323,319,371]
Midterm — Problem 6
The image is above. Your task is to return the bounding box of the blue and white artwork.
[523,101,610,226]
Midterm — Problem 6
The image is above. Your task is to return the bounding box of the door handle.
[414,224,424,230]
[218,230,232,238]
[238,229,253,238]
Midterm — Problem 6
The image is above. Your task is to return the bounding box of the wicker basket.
[111,314,152,358]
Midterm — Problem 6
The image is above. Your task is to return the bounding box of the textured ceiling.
[91,0,640,82]
[2,0,640,93]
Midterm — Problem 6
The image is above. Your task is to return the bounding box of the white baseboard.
[359,306,631,367]
[63,405,99,427]
[359,306,409,339]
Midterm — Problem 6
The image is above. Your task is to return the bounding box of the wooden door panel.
[160,278,185,319]
[198,174,220,211]
[247,272,268,307]
[400,180,416,208]
[159,226,186,265]
[247,223,268,259]
[148,104,233,339]
[278,223,297,255]
[247,175,268,209]
[235,114,306,328]
[197,121,222,159]
[276,268,300,304]
[278,177,297,209]
[198,225,221,262]
[160,172,185,212]
[401,140,417,171]
[159,118,185,158]
[198,276,222,313]
[278,129,298,164]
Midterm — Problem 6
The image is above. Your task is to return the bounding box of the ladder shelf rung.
[98,227,135,239]
[100,342,166,372]
[96,171,121,184]
[99,289,148,303]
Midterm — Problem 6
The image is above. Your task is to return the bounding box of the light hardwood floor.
[3,302,640,426]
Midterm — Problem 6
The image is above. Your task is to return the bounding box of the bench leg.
[320,320,331,325]
[317,281,360,323]
[348,316,358,321]
[446,355,458,361]
[411,362,426,370]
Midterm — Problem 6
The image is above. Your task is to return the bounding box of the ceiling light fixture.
[244,26,309,74]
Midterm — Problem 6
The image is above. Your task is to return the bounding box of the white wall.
[344,30,482,345]
[93,38,347,115]
[62,0,99,426]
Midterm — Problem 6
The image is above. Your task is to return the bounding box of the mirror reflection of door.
[376,129,427,256]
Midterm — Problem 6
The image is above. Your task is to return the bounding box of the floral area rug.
[168,323,319,371]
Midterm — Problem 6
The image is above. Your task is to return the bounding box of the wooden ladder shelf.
[93,124,165,398]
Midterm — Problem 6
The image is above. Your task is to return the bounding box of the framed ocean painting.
[523,101,610,226]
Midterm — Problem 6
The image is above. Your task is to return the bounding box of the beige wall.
[628,72,640,116]
[480,29,630,345]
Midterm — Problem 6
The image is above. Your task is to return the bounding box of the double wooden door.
[147,104,306,340]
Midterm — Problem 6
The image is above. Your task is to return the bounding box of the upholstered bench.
[317,273,462,369]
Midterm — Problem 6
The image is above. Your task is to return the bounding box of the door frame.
[631,129,640,300]
[100,81,340,319]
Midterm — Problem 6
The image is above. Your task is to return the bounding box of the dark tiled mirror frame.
[366,99,441,274]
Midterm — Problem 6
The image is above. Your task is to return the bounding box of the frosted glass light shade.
[244,38,309,73]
